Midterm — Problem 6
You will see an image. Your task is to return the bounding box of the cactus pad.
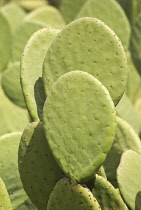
[18,122,64,210]
[76,0,131,51]
[0,11,12,71]
[117,150,141,210]
[43,70,116,182]
[43,17,127,105]
[0,132,31,209]
[92,175,127,209]
[11,20,49,62]
[104,117,141,187]
[130,14,141,74]
[21,28,59,121]
[47,178,101,210]
[25,5,66,29]
[1,62,26,108]
[0,178,13,210]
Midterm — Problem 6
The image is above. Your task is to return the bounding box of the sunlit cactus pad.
[47,178,101,210]
[18,122,64,210]
[76,0,131,51]
[43,70,116,182]
[21,28,59,121]
[117,150,141,210]
[43,17,127,105]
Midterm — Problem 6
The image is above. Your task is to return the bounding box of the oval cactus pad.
[43,71,116,182]
[18,122,64,210]
[76,0,131,51]
[47,178,101,210]
[21,28,59,121]
[43,17,127,105]
[117,150,141,210]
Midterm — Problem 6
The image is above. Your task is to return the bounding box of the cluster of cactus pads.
[1,0,141,209]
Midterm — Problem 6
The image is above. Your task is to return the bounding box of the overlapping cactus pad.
[47,178,101,210]
[43,17,127,105]
[18,122,64,210]
[43,70,116,182]
[0,178,13,210]
[1,0,141,209]
[117,150,141,210]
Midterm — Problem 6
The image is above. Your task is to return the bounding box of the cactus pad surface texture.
[43,17,127,105]
[117,150,141,210]
[92,175,128,209]
[43,70,116,182]
[104,117,141,187]
[0,178,13,210]
[76,0,131,51]
[47,178,101,210]
[21,28,59,121]
[18,122,64,210]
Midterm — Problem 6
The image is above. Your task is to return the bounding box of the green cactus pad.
[134,98,141,131]
[0,132,32,209]
[21,28,59,121]
[92,175,127,209]
[60,0,88,23]
[11,20,49,63]
[96,166,107,180]
[47,178,101,210]
[130,14,141,75]
[1,62,26,108]
[43,70,116,182]
[0,3,25,35]
[0,12,12,71]
[76,0,131,51]
[13,0,47,11]
[18,122,64,210]
[126,52,141,103]
[116,94,140,134]
[43,17,127,105]
[25,6,66,29]
[104,117,141,187]
[0,76,29,136]
[0,178,13,210]
[117,150,141,210]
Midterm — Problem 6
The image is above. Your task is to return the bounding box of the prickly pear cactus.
[11,20,49,63]
[130,14,141,74]
[0,178,13,210]
[0,132,33,209]
[92,175,127,209]
[43,17,127,105]
[25,5,66,29]
[0,3,25,35]
[104,117,141,187]
[76,0,131,51]
[43,70,116,182]
[116,94,140,133]
[21,28,59,121]
[117,150,141,210]
[1,62,26,108]
[47,178,101,210]
[18,122,64,210]
[0,11,12,71]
